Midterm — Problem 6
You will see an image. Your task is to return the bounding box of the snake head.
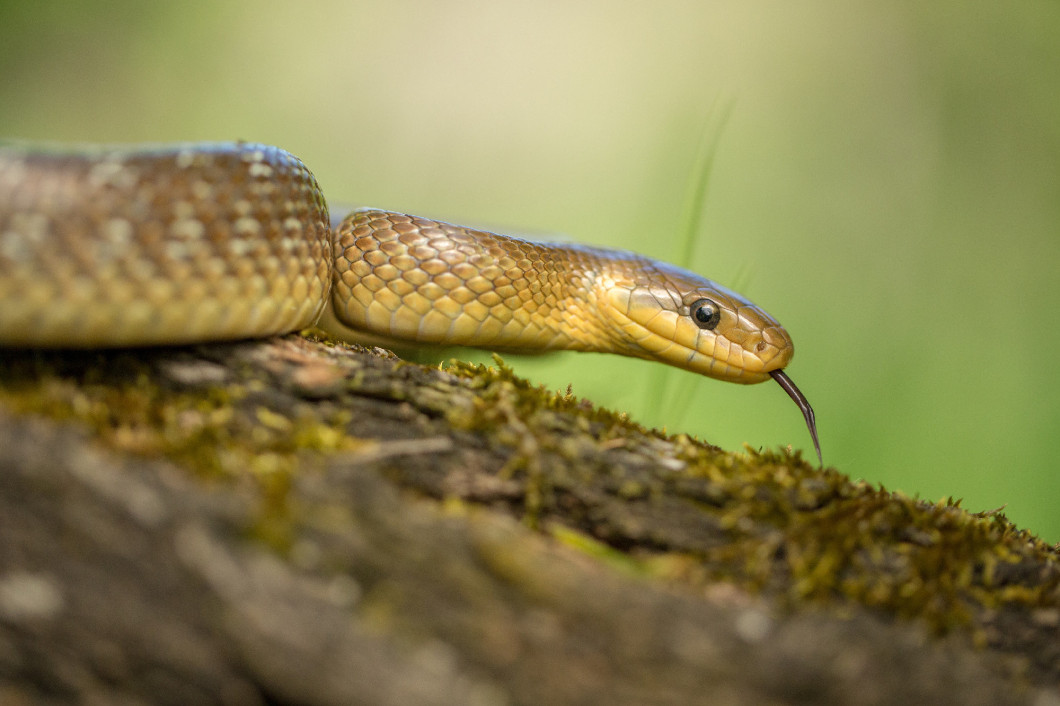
[600,255,821,465]
[601,258,793,384]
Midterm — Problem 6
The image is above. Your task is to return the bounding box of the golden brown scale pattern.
[332,209,619,353]
[0,143,330,346]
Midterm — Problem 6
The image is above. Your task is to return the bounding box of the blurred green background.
[2,2,1057,541]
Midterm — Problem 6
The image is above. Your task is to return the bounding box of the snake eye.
[690,298,721,330]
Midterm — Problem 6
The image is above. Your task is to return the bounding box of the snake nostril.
[755,340,767,353]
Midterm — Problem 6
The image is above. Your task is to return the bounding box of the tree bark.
[0,337,1056,705]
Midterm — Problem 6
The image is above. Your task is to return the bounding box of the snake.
[0,141,821,464]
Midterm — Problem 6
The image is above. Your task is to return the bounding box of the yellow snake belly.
[0,141,821,462]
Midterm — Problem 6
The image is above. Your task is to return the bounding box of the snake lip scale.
[0,140,822,465]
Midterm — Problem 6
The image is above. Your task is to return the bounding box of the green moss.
[673,445,1059,635]
[435,355,1060,637]
[549,524,650,576]
[445,354,639,432]
[442,354,655,528]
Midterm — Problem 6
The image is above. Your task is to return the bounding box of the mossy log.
[0,336,1057,705]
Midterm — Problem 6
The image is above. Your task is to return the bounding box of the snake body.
[0,142,821,461]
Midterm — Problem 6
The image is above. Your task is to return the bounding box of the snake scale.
[0,141,821,463]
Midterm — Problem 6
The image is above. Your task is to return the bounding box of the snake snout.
[757,324,794,372]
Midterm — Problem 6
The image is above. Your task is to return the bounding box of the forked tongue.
[769,370,822,467]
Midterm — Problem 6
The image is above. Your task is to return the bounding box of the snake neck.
[330,210,628,354]
[499,241,631,354]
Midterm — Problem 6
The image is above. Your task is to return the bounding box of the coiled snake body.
[0,141,821,463]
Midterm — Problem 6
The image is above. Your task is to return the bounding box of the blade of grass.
[644,99,735,428]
